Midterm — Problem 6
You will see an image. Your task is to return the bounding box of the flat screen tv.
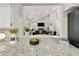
[38,23,44,27]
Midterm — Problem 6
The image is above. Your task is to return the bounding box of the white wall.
[0,4,10,28]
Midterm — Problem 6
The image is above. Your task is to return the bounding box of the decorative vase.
[25,32,29,35]
[10,37,18,44]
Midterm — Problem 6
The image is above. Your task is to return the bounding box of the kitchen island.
[0,36,78,56]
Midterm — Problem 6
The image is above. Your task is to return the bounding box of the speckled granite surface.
[0,37,79,56]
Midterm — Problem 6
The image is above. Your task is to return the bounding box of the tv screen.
[38,23,44,27]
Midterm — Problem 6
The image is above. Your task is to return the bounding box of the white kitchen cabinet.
[0,4,10,28]
[63,4,79,11]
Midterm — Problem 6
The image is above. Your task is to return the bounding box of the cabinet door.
[0,5,10,28]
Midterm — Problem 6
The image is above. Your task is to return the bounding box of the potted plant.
[9,28,18,44]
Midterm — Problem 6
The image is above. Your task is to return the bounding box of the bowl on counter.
[30,37,39,45]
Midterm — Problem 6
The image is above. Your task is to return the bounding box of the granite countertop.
[0,37,79,56]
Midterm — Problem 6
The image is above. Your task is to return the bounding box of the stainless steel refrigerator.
[68,10,79,48]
